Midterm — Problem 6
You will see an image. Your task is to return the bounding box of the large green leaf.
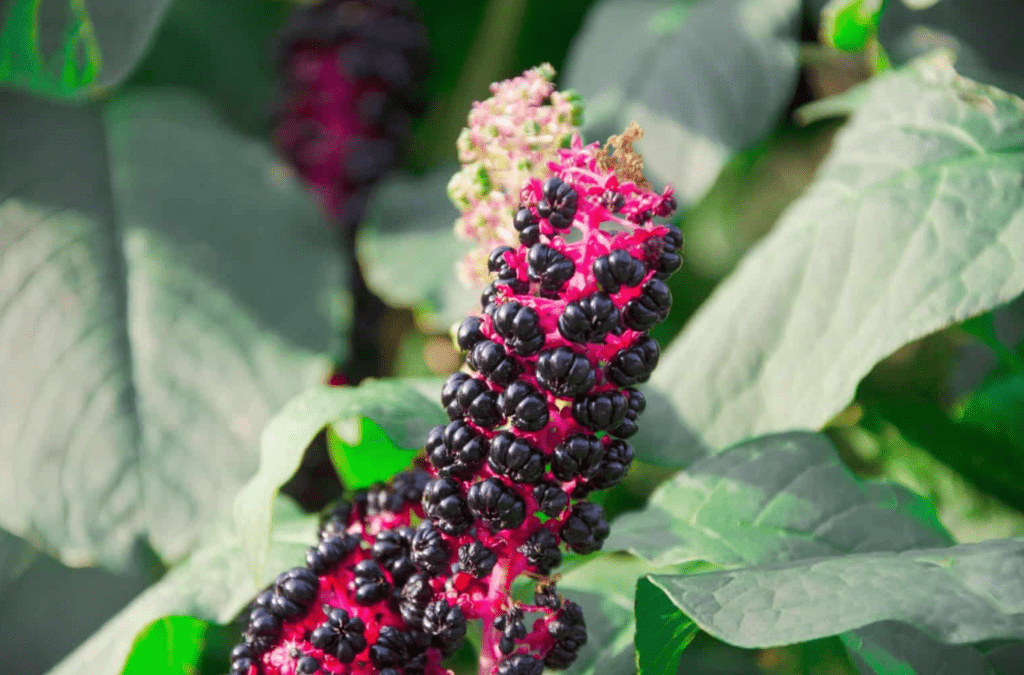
[651,55,1024,463]
[607,432,951,567]
[563,0,801,204]
[357,167,476,331]
[841,622,1024,675]
[0,0,172,98]
[647,537,1024,649]
[47,499,317,675]
[233,380,445,581]
[0,88,343,568]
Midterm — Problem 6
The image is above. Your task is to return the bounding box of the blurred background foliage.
[3,0,1024,674]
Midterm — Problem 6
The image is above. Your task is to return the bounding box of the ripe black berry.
[482,278,529,314]
[545,600,588,668]
[370,626,426,668]
[498,380,549,431]
[466,478,526,531]
[572,390,628,431]
[410,520,449,576]
[610,388,646,438]
[468,339,520,386]
[537,176,578,229]
[350,559,390,605]
[268,567,319,617]
[319,501,352,540]
[457,541,497,577]
[493,607,526,654]
[310,608,367,663]
[607,335,660,387]
[488,431,545,483]
[535,347,595,398]
[422,477,472,534]
[296,655,321,674]
[593,250,645,293]
[513,207,541,246]
[422,600,467,653]
[371,527,416,586]
[560,501,609,554]
[558,292,618,343]
[399,572,434,626]
[600,189,626,213]
[488,245,518,280]
[623,278,672,330]
[306,532,357,575]
[654,226,683,279]
[527,243,575,291]
[591,439,635,491]
[456,315,486,351]
[441,372,470,419]
[518,528,562,574]
[229,643,255,675]
[551,434,605,482]
[366,481,407,515]
[491,301,545,355]
[426,421,487,477]
[391,469,431,505]
[246,607,282,644]
[497,654,544,675]
[533,481,569,517]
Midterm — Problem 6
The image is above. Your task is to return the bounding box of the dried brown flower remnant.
[598,121,650,190]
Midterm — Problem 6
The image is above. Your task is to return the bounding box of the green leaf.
[958,371,1024,453]
[563,0,801,204]
[646,536,1024,649]
[840,622,1024,675]
[233,380,445,582]
[821,0,888,52]
[0,0,172,98]
[556,553,701,675]
[120,615,234,675]
[47,498,317,675]
[357,168,476,331]
[327,418,421,490]
[607,432,951,568]
[652,55,1024,465]
[0,88,343,568]
[635,577,699,675]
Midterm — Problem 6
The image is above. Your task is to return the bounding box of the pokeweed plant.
[227,75,683,673]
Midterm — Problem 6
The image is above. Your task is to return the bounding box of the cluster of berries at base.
[273,0,429,227]
[229,127,681,675]
[447,65,583,287]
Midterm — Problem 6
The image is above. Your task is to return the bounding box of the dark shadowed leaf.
[652,55,1024,464]
[647,537,1024,649]
[0,88,343,568]
[607,432,950,567]
[563,0,801,204]
[841,622,1024,675]
[0,0,172,97]
[233,380,445,580]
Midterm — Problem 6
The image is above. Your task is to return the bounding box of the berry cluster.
[273,0,429,227]
[232,124,680,675]
[447,65,583,286]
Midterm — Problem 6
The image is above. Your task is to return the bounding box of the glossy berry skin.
[593,249,645,293]
[457,541,498,577]
[527,243,575,292]
[425,421,487,477]
[422,600,468,653]
[488,432,545,483]
[497,654,544,675]
[468,340,520,386]
[558,293,619,344]
[518,528,563,574]
[466,478,527,532]
[410,521,450,576]
[560,501,610,554]
[535,347,595,398]
[498,381,548,431]
[607,335,660,387]
[422,477,472,534]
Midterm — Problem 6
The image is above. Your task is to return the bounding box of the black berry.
[572,390,628,431]
[533,481,569,517]
[623,278,672,330]
[560,501,609,554]
[350,559,390,605]
[559,293,618,343]
[399,572,434,626]
[457,541,497,578]
[371,527,416,586]
[426,421,487,477]
[527,243,575,291]
[607,335,660,387]
[593,250,645,293]
[422,477,472,534]
[544,600,588,668]
[488,431,546,483]
[610,388,646,439]
[466,478,526,531]
[498,380,549,431]
[422,600,467,653]
[306,533,357,575]
[310,608,367,664]
[497,654,544,675]
[492,301,545,356]
[410,520,450,576]
[468,339,520,386]
[268,567,318,617]
[535,347,595,398]
[296,655,321,674]
[456,316,486,351]
[551,434,605,482]
[513,207,541,246]
[519,528,562,574]
[441,372,470,419]
[537,176,578,229]
[488,245,518,280]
